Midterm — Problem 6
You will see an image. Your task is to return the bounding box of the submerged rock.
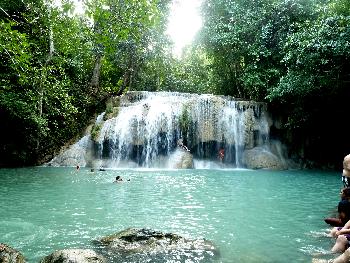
[97,228,218,257]
[39,249,106,263]
[0,243,26,263]
[2,229,217,263]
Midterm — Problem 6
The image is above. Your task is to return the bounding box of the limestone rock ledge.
[243,146,287,170]
[172,149,194,169]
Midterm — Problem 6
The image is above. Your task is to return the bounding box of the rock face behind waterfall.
[48,91,287,169]
[243,147,287,170]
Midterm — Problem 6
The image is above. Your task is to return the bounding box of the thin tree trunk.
[90,54,102,95]
[117,59,136,96]
[38,27,54,117]
[37,27,54,150]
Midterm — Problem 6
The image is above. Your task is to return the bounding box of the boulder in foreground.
[0,243,26,263]
[39,249,106,263]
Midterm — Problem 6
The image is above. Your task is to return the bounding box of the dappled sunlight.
[166,0,203,57]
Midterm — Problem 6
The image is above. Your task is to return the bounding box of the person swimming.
[114,176,123,183]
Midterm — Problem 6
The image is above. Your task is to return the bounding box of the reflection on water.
[0,167,339,262]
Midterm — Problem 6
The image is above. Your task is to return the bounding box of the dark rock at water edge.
[1,228,219,263]
[0,243,26,263]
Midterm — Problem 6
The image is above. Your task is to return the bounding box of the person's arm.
[342,219,350,229]
[336,228,350,236]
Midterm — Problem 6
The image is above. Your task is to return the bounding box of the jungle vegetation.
[0,0,349,167]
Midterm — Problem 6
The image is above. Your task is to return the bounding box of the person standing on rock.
[177,138,190,152]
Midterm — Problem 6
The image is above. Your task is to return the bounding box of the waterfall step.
[47,91,287,169]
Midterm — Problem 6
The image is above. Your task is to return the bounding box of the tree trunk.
[90,54,102,95]
[37,27,54,150]
[38,27,54,117]
[117,58,137,96]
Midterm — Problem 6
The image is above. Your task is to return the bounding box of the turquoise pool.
[0,167,341,262]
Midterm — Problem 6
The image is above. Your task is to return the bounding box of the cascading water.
[97,93,185,167]
[48,91,286,169]
[219,101,247,167]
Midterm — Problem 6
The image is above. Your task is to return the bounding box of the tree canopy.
[0,0,349,167]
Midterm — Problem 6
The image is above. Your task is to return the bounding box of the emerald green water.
[0,168,341,262]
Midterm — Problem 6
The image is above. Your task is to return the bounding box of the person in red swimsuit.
[218,148,225,161]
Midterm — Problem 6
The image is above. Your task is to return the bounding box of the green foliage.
[83,0,170,95]
[0,20,31,88]
[0,0,172,166]
[268,14,350,104]
[105,102,113,115]
[195,0,350,164]
[327,0,350,16]
[1,0,349,167]
[179,105,191,136]
[199,0,320,100]
[0,0,97,166]
[91,123,102,141]
[103,97,120,120]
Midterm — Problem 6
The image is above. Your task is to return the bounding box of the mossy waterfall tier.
[48,91,287,169]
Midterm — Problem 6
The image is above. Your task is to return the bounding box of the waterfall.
[48,91,287,169]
